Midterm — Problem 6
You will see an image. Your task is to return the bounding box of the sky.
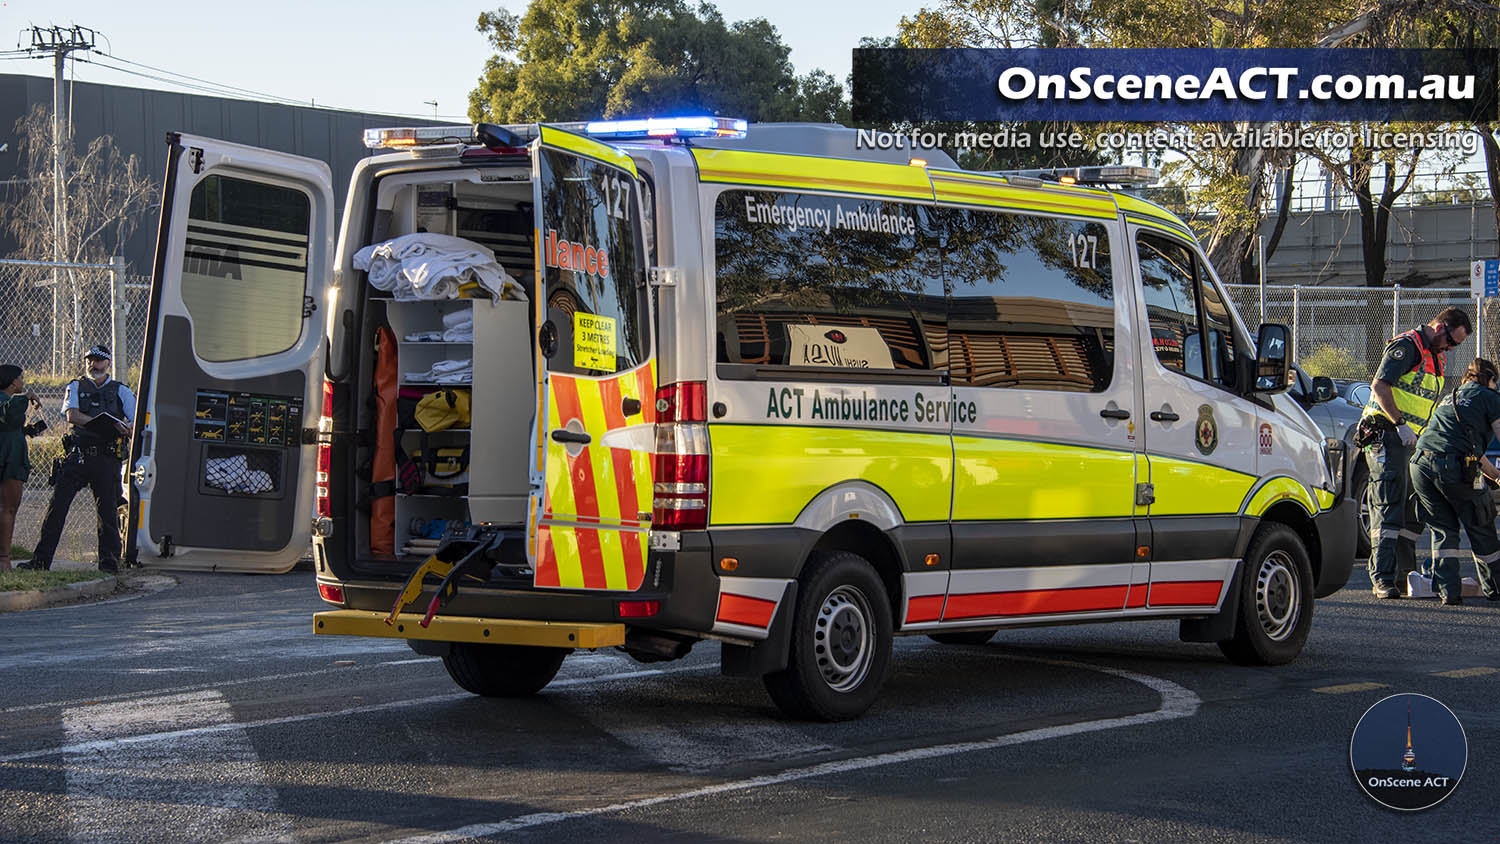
[0,0,920,121]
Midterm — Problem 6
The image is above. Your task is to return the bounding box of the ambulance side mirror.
[1253,323,1291,394]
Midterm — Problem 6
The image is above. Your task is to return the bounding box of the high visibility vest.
[1362,328,1445,434]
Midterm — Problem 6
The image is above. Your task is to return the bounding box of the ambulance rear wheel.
[927,630,995,646]
[763,551,893,721]
[1218,523,1313,666]
[443,643,569,697]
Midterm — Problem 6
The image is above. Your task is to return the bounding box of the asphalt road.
[0,568,1494,843]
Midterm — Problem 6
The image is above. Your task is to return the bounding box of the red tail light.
[652,381,709,530]
[317,581,345,605]
[316,379,333,519]
[617,600,660,618]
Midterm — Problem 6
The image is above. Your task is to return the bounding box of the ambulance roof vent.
[989,165,1158,187]
[690,123,960,169]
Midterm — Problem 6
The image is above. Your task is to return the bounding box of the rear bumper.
[314,609,624,648]
[317,530,722,635]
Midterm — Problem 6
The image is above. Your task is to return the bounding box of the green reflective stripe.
[709,425,952,525]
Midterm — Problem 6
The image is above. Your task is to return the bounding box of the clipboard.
[83,411,128,439]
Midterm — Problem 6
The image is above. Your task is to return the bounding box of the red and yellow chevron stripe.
[533,359,657,591]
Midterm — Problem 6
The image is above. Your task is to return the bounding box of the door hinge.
[302,428,333,445]
[1135,483,1155,507]
[303,295,318,318]
[648,266,679,288]
[188,147,203,174]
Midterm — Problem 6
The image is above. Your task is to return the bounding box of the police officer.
[1409,358,1500,606]
[1359,307,1471,599]
[23,345,135,573]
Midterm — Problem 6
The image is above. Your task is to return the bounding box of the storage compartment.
[352,171,537,565]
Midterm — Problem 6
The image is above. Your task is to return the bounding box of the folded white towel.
[442,309,474,329]
[354,234,528,302]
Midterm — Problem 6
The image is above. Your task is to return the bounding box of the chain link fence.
[1,258,152,564]
[1225,284,1481,391]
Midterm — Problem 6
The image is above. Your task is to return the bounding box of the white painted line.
[1,651,629,715]
[384,657,1200,843]
[64,690,292,843]
[1,657,434,715]
[0,664,714,763]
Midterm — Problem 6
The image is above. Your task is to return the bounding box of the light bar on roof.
[363,126,471,149]
[583,116,748,140]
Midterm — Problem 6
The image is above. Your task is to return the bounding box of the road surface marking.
[383,657,1200,843]
[1431,666,1497,678]
[1311,682,1388,694]
[0,664,714,763]
[63,690,292,843]
[0,651,628,715]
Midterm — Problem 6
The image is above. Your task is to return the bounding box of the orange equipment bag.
[370,325,399,554]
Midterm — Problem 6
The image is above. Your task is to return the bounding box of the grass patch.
[10,543,29,560]
[0,569,113,592]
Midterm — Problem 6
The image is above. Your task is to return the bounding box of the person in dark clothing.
[0,364,43,572]
[21,345,136,573]
[1409,357,1500,606]
[1358,307,1471,599]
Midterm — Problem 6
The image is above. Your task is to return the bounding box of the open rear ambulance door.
[527,126,658,592]
[126,133,335,573]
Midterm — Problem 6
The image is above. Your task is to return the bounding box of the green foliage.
[1301,345,1366,381]
[9,543,29,560]
[0,568,112,592]
[469,0,845,123]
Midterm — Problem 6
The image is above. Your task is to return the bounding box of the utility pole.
[24,25,96,372]
[424,100,439,117]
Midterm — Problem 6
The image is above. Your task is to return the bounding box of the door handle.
[1099,408,1131,420]
[621,397,642,417]
[551,429,592,445]
[1150,411,1180,422]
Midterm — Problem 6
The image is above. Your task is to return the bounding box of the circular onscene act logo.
[1351,693,1467,811]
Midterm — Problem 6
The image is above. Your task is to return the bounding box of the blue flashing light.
[584,116,748,140]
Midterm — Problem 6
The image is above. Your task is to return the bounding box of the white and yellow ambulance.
[127,118,1356,720]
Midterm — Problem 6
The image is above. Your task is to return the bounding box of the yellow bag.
[414,388,471,432]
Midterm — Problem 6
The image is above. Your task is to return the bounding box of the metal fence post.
[1291,284,1300,359]
[1258,235,1266,325]
[1391,284,1401,337]
[110,256,127,376]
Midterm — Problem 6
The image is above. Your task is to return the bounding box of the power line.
[10,38,472,121]
[77,53,471,120]
[92,51,314,107]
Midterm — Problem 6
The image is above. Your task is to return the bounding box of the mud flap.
[720,582,798,678]
[1179,562,1244,643]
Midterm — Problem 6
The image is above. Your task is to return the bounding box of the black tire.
[1218,523,1314,666]
[442,643,569,697]
[1351,458,1371,560]
[763,551,893,721]
[927,630,995,646]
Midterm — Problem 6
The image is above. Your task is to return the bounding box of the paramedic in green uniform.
[1409,357,1500,606]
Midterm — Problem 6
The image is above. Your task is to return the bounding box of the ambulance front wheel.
[763,551,893,721]
[442,643,569,697]
[1218,523,1314,666]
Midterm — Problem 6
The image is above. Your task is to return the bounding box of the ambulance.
[127,118,1357,720]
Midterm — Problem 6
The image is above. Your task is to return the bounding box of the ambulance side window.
[942,208,1115,392]
[1138,233,1239,391]
[713,189,945,376]
[181,174,312,362]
